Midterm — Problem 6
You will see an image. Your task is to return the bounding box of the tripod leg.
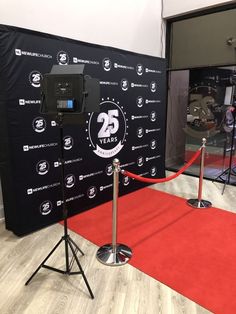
[67,239,94,299]
[222,180,227,195]
[222,135,227,171]
[25,237,64,285]
[68,236,84,256]
[64,235,70,273]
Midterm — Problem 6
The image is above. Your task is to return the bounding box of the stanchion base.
[96,244,132,266]
[187,199,212,208]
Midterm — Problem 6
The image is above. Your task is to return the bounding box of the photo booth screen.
[0,25,166,235]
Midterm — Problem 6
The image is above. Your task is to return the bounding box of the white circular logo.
[150,166,157,177]
[137,127,144,138]
[136,64,144,76]
[29,71,42,88]
[150,81,157,93]
[136,96,144,108]
[63,136,74,150]
[57,51,69,65]
[102,58,112,71]
[105,163,113,176]
[121,78,129,91]
[150,139,157,150]
[65,174,75,188]
[137,156,144,167]
[150,111,157,122]
[39,200,52,216]
[32,117,47,133]
[36,160,49,175]
[122,176,130,186]
[87,186,97,199]
[87,99,127,158]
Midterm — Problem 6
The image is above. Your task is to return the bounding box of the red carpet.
[66,188,236,314]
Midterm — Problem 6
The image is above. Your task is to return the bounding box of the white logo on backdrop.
[145,99,160,104]
[137,127,144,138]
[99,184,113,191]
[121,78,129,91]
[15,49,22,56]
[105,164,113,176]
[65,158,82,165]
[137,156,144,167]
[23,142,57,152]
[131,82,148,88]
[15,48,52,59]
[120,161,135,169]
[132,144,149,151]
[27,182,60,195]
[102,58,112,71]
[114,63,134,70]
[136,96,144,108]
[79,171,103,181]
[150,139,157,150]
[19,99,41,106]
[73,57,99,65]
[150,111,157,122]
[65,174,76,188]
[57,51,69,65]
[139,172,149,177]
[29,71,42,88]
[39,201,53,215]
[131,115,148,120]
[136,64,144,76]
[150,81,157,93]
[32,117,46,133]
[57,194,84,206]
[63,136,74,150]
[146,155,161,162]
[146,128,160,134]
[23,143,58,152]
[122,176,131,186]
[87,186,97,199]
[36,160,50,175]
[145,68,161,74]
[100,81,118,86]
[150,166,157,177]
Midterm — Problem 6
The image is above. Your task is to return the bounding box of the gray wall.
[170,8,236,69]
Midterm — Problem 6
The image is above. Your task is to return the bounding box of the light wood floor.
[0,173,235,314]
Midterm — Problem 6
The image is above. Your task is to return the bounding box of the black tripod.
[213,108,236,194]
[25,113,94,299]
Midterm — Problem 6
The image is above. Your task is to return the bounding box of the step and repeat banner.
[0,25,166,235]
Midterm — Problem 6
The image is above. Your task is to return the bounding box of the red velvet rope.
[122,148,202,184]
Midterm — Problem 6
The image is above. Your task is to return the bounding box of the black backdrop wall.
[0,25,166,236]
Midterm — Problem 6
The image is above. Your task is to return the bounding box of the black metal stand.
[213,112,236,194]
[25,113,94,299]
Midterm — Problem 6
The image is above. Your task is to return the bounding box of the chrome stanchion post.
[187,138,212,208]
[112,158,118,254]
[96,158,132,266]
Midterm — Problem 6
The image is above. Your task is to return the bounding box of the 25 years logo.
[102,58,112,71]
[32,117,46,133]
[87,98,127,158]
[57,51,69,65]
[36,160,49,175]
[29,70,42,88]
[39,200,52,215]
[63,135,74,150]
